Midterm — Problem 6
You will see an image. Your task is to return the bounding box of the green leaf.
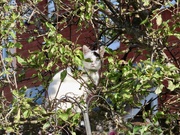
[9,31,16,39]
[47,61,53,70]
[14,42,22,49]
[16,56,26,65]
[122,93,131,99]
[61,70,67,81]
[43,122,50,130]
[74,56,81,65]
[15,108,21,122]
[155,84,164,94]
[156,14,162,26]
[59,113,69,121]
[6,127,14,132]
[133,126,141,133]
[34,106,46,115]
[167,80,179,91]
[23,110,30,118]
[108,57,114,63]
[166,63,178,71]
[71,132,76,135]
[28,36,34,43]
[5,57,13,63]
[72,113,80,124]
[143,0,150,6]
[141,17,149,25]
[60,47,65,54]
[80,6,85,11]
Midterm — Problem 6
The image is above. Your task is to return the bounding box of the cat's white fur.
[47,45,105,111]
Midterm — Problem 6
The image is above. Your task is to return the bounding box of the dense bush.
[0,0,179,134]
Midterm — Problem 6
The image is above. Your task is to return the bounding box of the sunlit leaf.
[71,132,76,135]
[6,127,14,132]
[167,80,179,91]
[59,113,69,121]
[155,84,164,94]
[156,14,162,26]
[23,110,30,118]
[43,122,50,130]
[141,17,149,25]
[143,0,150,6]
[15,108,21,122]
[16,56,26,65]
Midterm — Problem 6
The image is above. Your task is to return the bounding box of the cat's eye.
[96,57,100,61]
[84,58,92,62]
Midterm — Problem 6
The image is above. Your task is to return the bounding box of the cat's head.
[83,45,105,71]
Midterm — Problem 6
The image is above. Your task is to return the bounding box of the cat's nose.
[91,63,95,67]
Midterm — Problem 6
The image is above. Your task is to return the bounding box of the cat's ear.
[99,46,105,57]
[83,45,91,54]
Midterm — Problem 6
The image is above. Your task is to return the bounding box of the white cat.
[47,45,105,112]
